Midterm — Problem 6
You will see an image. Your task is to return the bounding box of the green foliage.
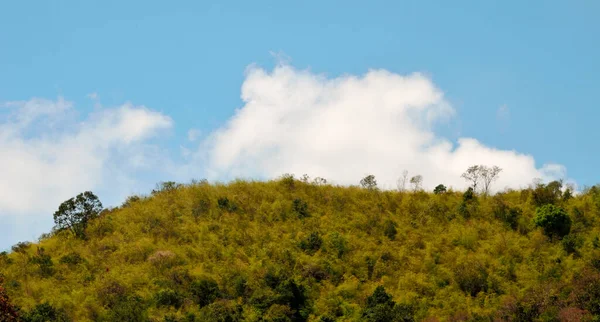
[152,181,182,195]
[299,232,323,255]
[492,197,521,230]
[155,289,184,308]
[534,204,572,239]
[53,191,103,239]
[29,248,54,278]
[22,302,69,322]
[106,295,147,322]
[433,184,447,194]
[217,197,238,213]
[198,300,243,321]
[58,252,84,266]
[190,277,221,308]
[292,198,310,219]
[327,232,348,258]
[453,260,489,296]
[11,241,31,254]
[532,180,563,207]
[5,179,600,320]
[561,234,584,255]
[383,219,397,240]
[362,286,414,322]
[360,175,377,190]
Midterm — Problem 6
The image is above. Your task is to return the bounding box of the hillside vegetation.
[2,175,600,321]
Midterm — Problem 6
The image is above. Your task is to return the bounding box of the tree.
[461,165,502,195]
[151,181,181,195]
[362,286,414,322]
[533,204,571,239]
[532,180,563,207]
[434,184,447,194]
[410,175,423,192]
[360,175,378,190]
[397,170,409,192]
[53,191,103,239]
[0,278,19,322]
[461,165,481,192]
[480,165,502,195]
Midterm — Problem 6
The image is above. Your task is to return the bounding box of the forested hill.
[2,176,600,321]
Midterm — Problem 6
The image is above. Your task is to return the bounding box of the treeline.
[1,173,600,321]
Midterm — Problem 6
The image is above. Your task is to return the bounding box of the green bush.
[362,286,414,322]
[433,184,447,194]
[217,197,238,213]
[533,204,571,239]
[292,199,310,219]
[190,277,221,308]
[106,295,147,322]
[561,234,583,255]
[198,300,243,322]
[383,220,398,241]
[154,289,183,308]
[454,260,489,296]
[29,248,54,278]
[59,252,84,266]
[299,232,323,255]
[22,302,69,322]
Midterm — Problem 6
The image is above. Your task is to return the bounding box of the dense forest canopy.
[1,172,600,321]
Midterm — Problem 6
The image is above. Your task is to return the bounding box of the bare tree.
[461,165,481,192]
[461,165,502,195]
[397,170,409,192]
[410,175,423,192]
[481,165,502,195]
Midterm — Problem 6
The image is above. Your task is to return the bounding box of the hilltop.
[2,176,600,321]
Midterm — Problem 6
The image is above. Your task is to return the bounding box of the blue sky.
[1,1,598,250]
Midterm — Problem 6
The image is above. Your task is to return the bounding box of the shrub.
[454,260,489,296]
[299,232,323,255]
[11,241,31,254]
[22,302,69,322]
[362,286,414,322]
[155,289,183,308]
[328,232,348,258]
[198,300,243,322]
[533,205,571,239]
[272,279,309,321]
[383,220,398,241]
[532,181,562,207]
[106,295,148,322]
[152,181,181,195]
[279,173,296,190]
[192,197,211,219]
[292,199,310,219]
[148,250,177,269]
[59,252,84,266]
[29,247,54,278]
[217,197,238,212]
[190,277,221,308]
[561,234,584,255]
[433,184,447,194]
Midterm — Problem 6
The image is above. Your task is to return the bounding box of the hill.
[2,176,600,321]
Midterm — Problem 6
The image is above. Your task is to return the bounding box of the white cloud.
[187,128,201,142]
[0,97,172,245]
[203,64,569,191]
